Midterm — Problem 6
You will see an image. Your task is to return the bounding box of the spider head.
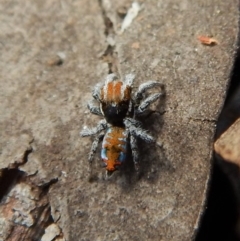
[100,80,133,125]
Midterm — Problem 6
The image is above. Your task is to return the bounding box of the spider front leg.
[134,81,164,115]
[87,101,102,116]
[136,92,163,115]
[134,81,163,102]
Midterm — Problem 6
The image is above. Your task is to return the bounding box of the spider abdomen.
[101,126,128,171]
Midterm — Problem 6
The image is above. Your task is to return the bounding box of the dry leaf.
[198,35,219,45]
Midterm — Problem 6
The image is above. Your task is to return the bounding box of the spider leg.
[130,134,139,171]
[80,119,107,137]
[92,83,102,102]
[134,81,163,102]
[88,133,104,163]
[124,118,155,143]
[124,73,135,86]
[136,92,163,115]
[87,101,102,116]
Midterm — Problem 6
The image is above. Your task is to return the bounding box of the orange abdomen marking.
[101,127,128,171]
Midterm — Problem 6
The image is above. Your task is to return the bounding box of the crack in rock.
[189,117,217,123]
[98,0,119,74]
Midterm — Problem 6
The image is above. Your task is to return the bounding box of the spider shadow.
[132,90,168,184]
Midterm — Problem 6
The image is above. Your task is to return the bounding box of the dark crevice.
[0,168,24,200]
[102,45,116,74]
[23,147,33,165]
[28,177,59,241]
[98,0,119,74]
[0,146,33,201]
[28,205,53,241]
[195,21,240,241]
[195,162,239,241]
[215,41,240,140]
[40,178,58,194]
[223,50,240,105]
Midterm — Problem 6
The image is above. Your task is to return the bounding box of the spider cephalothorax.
[80,73,163,173]
[93,75,134,125]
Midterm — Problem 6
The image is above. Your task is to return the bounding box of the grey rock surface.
[0,0,238,240]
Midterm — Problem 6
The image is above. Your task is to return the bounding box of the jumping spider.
[80,73,164,174]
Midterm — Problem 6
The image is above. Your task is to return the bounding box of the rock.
[41,223,61,241]
[0,0,238,240]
